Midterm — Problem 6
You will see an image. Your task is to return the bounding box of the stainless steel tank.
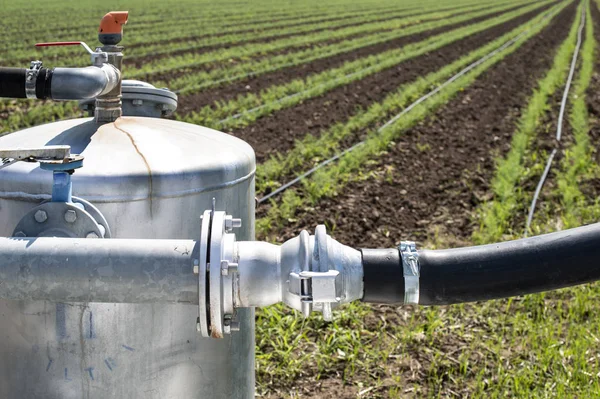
[0,116,256,398]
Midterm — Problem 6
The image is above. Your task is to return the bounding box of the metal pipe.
[0,237,198,304]
[51,64,120,100]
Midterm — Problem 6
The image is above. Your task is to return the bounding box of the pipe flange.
[197,207,241,338]
[71,196,111,238]
[12,202,104,238]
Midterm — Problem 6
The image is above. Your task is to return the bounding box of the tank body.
[0,117,256,398]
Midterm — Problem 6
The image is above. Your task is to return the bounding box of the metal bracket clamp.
[25,61,43,99]
[400,241,420,305]
[287,225,342,321]
[289,270,340,319]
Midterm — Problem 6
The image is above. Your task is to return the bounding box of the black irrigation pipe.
[524,1,585,237]
[257,4,561,205]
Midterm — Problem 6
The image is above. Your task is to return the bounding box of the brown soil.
[174,2,546,114]
[224,2,561,164]
[261,1,576,254]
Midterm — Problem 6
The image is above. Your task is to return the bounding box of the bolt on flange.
[64,210,77,223]
[34,210,48,223]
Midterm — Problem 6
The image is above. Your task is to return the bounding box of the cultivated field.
[2,0,600,397]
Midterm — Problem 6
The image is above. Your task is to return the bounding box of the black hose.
[361,248,403,303]
[0,68,27,98]
[0,67,52,99]
[361,222,600,306]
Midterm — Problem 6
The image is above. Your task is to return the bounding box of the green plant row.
[179,0,554,130]
[169,0,531,96]
[124,0,497,64]
[255,4,567,195]
[473,1,583,244]
[529,0,600,233]
[130,0,531,81]
[0,0,534,134]
[3,0,403,36]
[254,1,568,239]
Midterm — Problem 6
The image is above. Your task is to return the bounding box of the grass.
[257,275,600,397]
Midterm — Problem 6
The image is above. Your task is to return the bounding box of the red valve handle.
[35,42,83,47]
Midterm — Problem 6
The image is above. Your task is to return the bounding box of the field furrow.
[473,1,584,243]
[146,3,540,94]
[258,1,576,246]
[207,1,561,164]
[174,0,547,112]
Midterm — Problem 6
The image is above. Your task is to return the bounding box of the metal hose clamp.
[25,61,43,99]
[400,241,420,305]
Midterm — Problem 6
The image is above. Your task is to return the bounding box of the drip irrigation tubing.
[257,4,560,205]
[524,1,585,236]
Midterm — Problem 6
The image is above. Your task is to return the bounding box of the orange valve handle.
[98,11,129,46]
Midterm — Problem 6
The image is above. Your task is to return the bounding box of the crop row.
[1,0,437,64]
[179,1,555,130]
[473,1,584,243]
[254,1,568,238]
[256,3,593,397]
[128,0,530,82]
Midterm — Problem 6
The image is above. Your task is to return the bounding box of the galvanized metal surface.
[0,145,71,161]
[51,65,120,101]
[0,237,198,303]
[236,225,364,317]
[0,116,256,398]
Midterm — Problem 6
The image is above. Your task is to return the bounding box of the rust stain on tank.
[113,119,154,216]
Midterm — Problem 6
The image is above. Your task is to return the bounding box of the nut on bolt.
[34,210,48,223]
[220,260,238,276]
[224,215,242,232]
[64,210,77,223]
[223,314,240,334]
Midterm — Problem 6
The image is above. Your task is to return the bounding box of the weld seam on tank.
[0,168,256,203]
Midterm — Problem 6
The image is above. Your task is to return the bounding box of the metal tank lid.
[0,117,255,203]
